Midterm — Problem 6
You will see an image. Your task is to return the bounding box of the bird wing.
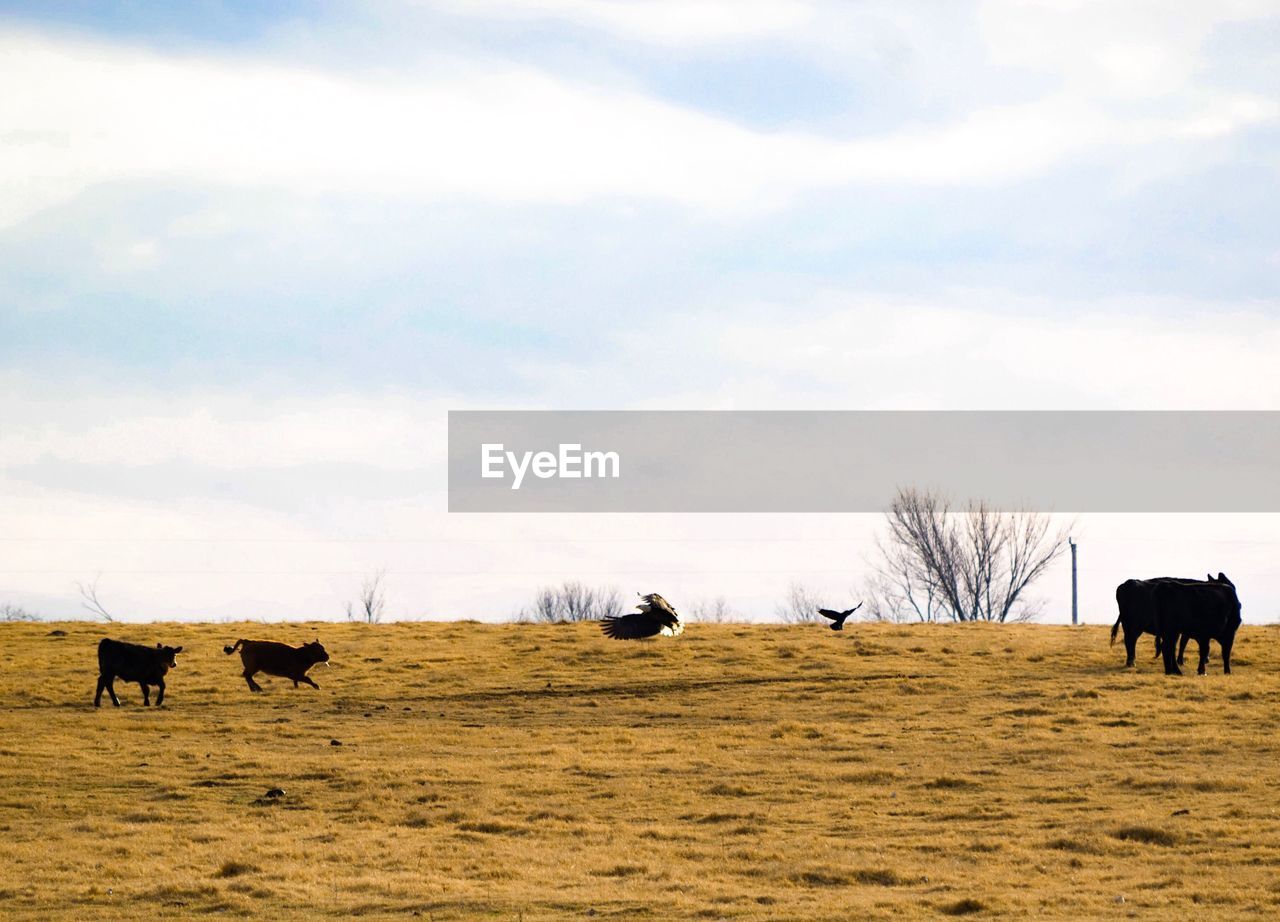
[637,592,678,618]
[600,612,663,640]
[637,593,682,632]
[817,608,842,621]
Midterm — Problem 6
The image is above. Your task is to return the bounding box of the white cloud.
[0,478,393,620]
[0,463,888,621]
[513,291,1280,411]
[978,0,1276,98]
[4,453,1278,625]
[3,6,1279,625]
[0,27,1272,229]
[715,294,1280,410]
[0,383,454,470]
[427,0,813,44]
[3,301,1280,622]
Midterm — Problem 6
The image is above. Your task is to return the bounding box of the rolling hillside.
[1,620,1277,920]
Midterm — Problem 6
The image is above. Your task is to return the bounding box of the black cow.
[1154,573,1242,676]
[1161,573,1237,667]
[1111,576,1208,668]
[95,638,183,707]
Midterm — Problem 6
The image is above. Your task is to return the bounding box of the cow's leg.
[1220,635,1235,675]
[94,675,107,707]
[1195,638,1210,676]
[1162,632,1181,675]
[1123,627,1139,668]
[155,679,165,707]
[105,677,121,707]
[299,675,320,690]
[1177,634,1191,667]
[140,683,151,706]
[243,669,262,692]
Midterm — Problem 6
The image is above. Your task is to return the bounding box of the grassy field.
[1,619,1279,920]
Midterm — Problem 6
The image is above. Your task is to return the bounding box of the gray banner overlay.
[448,411,1280,512]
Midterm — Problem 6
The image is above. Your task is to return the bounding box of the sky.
[2,0,1279,624]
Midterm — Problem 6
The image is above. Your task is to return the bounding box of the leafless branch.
[775,581,825,623]
[346,568,387,623]
[1,604,40,622]
[519,582,623,623]
[868,488,1071,623]
[76,574,114,622]
[688,595,739,623]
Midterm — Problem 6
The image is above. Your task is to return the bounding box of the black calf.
[95,638,182,707]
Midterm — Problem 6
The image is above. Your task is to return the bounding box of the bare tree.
[559,581,597,622]
[775,580,826,624]
[688,595,738,623]
[868,487,1070,623]
[76,574,114,622]
[1,604,40,622]
[594,586,625,621]
[520,582,624,623]
[862,534,944,623]
[524,586,564,623]
[346,569,387,623]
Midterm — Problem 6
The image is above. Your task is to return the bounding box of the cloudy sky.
[3,1,1279,623]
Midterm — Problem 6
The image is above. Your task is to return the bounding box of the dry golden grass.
[1,619,1279,920]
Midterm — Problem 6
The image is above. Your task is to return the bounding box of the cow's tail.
[1109,617,1121,647]
[224,639,245,655]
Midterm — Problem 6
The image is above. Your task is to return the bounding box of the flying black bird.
[817,602,863,631]
[601,592,685,640]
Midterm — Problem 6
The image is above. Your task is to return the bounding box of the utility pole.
[1069,537,1078,625]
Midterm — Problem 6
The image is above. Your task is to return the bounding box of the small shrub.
[705,783,754,797]
[940,898,987,915]
[1006,706,1051,717]
[924,777,979,790]
[456,820,528,836]
[214,861,257,879]
[1112,826,1177,847]
[1047,837,1102,854]
[791,870,850,887]
[854,868,904,886]
[592,864,647,877]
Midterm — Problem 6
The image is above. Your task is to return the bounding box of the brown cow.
[223,638,329,692]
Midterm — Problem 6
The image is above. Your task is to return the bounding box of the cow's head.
[304,640,329,665]
[1222,574,1242,625]
[154,643,183,668]
[1206,574,1243,628]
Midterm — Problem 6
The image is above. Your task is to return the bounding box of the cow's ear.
[173,646,183,654]
[1208,573,1215,581]
[156,642,163,648]
[1218,572,1232,585]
